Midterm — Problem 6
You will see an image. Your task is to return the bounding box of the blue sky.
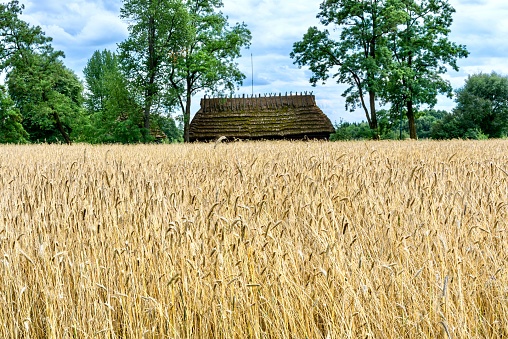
[17,0,508,124]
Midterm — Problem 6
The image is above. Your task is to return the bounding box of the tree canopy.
[7,53,84,144]
[292,0,468,139]
[382,0,468,139]
[117,0,250,142]
[83,49,145,143]
[0,85,27,143]
[0,1,84,144]
[119,0,189,142]
[291,0,404,138]
[432,72,508,139]
[163,0,251,142]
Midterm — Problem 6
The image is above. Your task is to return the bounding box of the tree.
[377,108,407,139]
[291,0,404,138]
[7,53,84,144]
[416,109,447,139]
[377,107,448,139]
[100,68,144,143]
[456,72,508,138]
[154,114,183,143]
[330,119,376,141]
[166,0,251,142]
[382,0,468,139]
[331,108,445,141]
[83,50,119,115]
[119,0,190,142]
[0,1,55,68]
[0,1,84,144]
[432,73,508,139]
[0,86,28,143]
[83,50,145,143]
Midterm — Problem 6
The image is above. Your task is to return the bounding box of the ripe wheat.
[0,140,507,338]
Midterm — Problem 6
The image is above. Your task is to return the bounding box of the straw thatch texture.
[189,93,335,141]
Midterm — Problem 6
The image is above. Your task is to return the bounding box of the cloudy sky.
[17,0,508,123]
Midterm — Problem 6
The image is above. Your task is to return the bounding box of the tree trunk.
[367,32,379,140]
[369,90,379,139]
[183,89,192,142]
[405,51,417,140]
[144,12,157,142]
[53,112,71,145]
[406,100,417,139]
[143,105,151,131]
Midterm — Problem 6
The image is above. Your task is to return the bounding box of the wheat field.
[0,140,507,338]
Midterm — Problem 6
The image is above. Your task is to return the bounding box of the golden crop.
[1,140,507,338]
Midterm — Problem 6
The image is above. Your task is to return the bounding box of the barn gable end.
[189,93,335,141]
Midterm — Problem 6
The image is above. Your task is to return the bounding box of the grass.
[0,140,507,338]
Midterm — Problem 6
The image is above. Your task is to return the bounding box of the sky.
[16,0,508,124]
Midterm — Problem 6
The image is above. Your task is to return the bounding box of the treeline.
[1,0,507,144]
[0,0,251,144]
[332,72,508,140]
[292,0,484,140]
[331,109,447,141]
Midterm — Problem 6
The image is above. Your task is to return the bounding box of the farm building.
[189,93,335,141]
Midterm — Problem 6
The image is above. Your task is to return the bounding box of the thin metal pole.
[251,53,254,96]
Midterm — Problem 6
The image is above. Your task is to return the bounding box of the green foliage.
[292,0,467,139]
[0,1,57,70]
[119,0,249,143]
[0,86,28,143]
[455,72,508,138]
[119,0,190,141]
[382,0,468,139]
[333,108,447,141]
[83,50,118,115]
[377,108,403,139]
[83,50,145,144]
[430,112,459,139]
[291,0,404,135]
[416,109,448,139]
[464,128,488,140]
[377,107,448,140]
[0,1,85,144]
[432,73,508,139]
[7,53,84,144]
[154,115,183,143]
[330,120,376,141]
[166,0,251,141]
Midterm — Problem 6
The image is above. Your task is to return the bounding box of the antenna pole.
[251,53,254,96]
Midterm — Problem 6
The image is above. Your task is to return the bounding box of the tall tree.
[455,72,508,138]
[83,50,119,115]
[119,0,189,142]
[83,50,145,143]
[167,0,251,142]
[0,0,84,144]
[7,53,84,144]
[291,0,404,138]
[0,1,55,68]
[383,0,468,139]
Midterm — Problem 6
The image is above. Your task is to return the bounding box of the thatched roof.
[189,93,335,141]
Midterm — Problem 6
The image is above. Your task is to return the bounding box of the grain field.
[0,140,507,338]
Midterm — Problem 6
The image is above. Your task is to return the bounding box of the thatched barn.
[189,93,335,141]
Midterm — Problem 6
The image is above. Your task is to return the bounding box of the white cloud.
[450,0,508,58]
[20,0,127,77]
